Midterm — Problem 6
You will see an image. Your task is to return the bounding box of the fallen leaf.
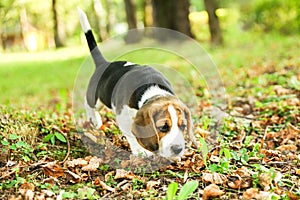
[273,85,291,95]
[42,161,64,178]
[82,156,102,171]
[243,188,279,200]
[65,170,81,183]
[146,180,160,190]
[228,176,251,189]
[259,173,272,191]
[202,184,223,200]
[243,188,259,199]
[93,177,102,186]
[99,180,116,192]
[202,172,227,185]
[65,158,88,168]
[24,190,34,200]
[121,183,131,191]
[287,191,300,200]
[19,182,35,191]
[41,190,55,197]
[276,144,297,151]
[114,169,136,180]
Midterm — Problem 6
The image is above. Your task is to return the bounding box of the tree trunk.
[174,0,193,37]
[124,0,142,43]
[152,0,171,29]
[204,0,223,45]
[52,0,64,48]
[124,0,137,29]
[152,0,193,39]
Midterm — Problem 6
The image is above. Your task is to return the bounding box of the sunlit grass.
[0,47,88,107]
[0,30,299,107]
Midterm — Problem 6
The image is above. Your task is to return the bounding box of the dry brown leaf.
[287,191,300,200]
[146,180,160,190]
[243,188,259,199]
[65,158,88,168]
[276,144,297,151]
[121,183,132,191]
[24,190,34,200]
[296,169,300,175]
[259,173,272,191]
[235,167,252,177]
[202,184,223,200]
[42,161,64,178]
[114,169,136,180]
[19,182,35,192]
[82,156,102,171]
[202,172,227,185]
[41,177,55,186]
[286,97,300,106]
[93,177,102,186]
[243,188,279,200]
[228,176,251,189]
[65,170,81,183]
[274,171,283,186]
[273,85,291,95]
[99,180,116,192]
[41,190,55,197]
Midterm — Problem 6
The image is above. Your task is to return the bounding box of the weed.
[166,180,198,200]
[43,132,66,145]
[1,134,34,162]
[105,174,117,187]
[132,178,144,190]
[166,170,184,179]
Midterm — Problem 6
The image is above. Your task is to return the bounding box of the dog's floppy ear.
[131,105,159,152]
[183,105,198,148]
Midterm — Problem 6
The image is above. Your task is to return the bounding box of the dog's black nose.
[171,145,183,154]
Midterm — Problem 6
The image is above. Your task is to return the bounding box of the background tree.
[124,0,137,30]
[152,0,193,38]
[52,0,64,48]
[203,0,223,45]
[124,0,142,43]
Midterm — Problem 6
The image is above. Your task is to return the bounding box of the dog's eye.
[179,124,186,131]
[158,123,170,133]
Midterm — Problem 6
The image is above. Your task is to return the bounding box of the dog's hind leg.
[84,96,103,129]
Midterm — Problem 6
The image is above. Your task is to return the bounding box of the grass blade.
[177,180,198,200]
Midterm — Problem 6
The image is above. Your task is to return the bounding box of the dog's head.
[131,95,193,160]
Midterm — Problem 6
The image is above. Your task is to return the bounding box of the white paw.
[89,111,102,129]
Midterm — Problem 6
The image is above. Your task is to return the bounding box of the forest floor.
[0,31,299,199]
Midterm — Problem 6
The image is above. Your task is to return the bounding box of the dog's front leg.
[84,97,102,129]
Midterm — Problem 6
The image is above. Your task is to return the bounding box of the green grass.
[0,29,299,107]
[0,47,87,107]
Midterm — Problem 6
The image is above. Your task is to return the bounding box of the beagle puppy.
[78,8,197,161]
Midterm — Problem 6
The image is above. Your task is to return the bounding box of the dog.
[78,8,197,161]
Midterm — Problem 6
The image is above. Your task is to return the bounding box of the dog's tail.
[77,7,108,67]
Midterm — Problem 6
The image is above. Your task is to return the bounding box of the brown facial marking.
[175,107,187,131]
